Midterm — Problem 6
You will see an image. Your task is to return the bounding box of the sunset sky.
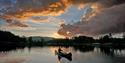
[0,0,125,38]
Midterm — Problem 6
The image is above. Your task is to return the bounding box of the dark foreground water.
[0,46,125,63]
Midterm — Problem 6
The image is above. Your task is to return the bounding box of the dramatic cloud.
[1,0,125,37]
[0,0,70,20]
[58,3,125,37]
[1,0,125,20]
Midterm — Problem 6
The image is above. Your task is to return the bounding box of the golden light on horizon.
[52,33,65,38]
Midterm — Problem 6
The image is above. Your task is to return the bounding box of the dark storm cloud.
[115,0,125,4]
[58,3,125,37]
[70,0,125,8]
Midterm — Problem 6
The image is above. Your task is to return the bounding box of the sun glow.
[52,33,65,38]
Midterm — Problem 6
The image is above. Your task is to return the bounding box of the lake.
[0,46,125,63]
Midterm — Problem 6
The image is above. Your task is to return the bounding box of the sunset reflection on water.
[0,46,125,63]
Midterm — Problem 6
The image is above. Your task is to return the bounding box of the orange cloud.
[1,0,71,20]
[1,0,125,20]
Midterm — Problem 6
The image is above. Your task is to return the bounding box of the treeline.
[0,31,26,42]
[97,34,125,44]
[0,30,125,51]
[0,30,46,48]
[47,34,125,46]
[0,30,47,51]
[27,37,45,47]
[47,36,94,46]
[0,30,27,51]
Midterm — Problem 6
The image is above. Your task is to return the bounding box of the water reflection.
[73,46,94,52]
[99,46,125,57]
[0,46,125,63]
[54,46,125,63]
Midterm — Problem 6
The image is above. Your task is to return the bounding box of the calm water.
[0,46,125,63]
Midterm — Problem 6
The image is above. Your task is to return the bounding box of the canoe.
[55,50,72,61]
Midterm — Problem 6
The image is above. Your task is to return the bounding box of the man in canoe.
[58,47,62,53]
[56,47,72,61]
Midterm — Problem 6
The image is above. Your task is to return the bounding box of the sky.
[0,0,125,38]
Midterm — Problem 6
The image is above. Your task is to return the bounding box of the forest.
[0,30,125,51]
